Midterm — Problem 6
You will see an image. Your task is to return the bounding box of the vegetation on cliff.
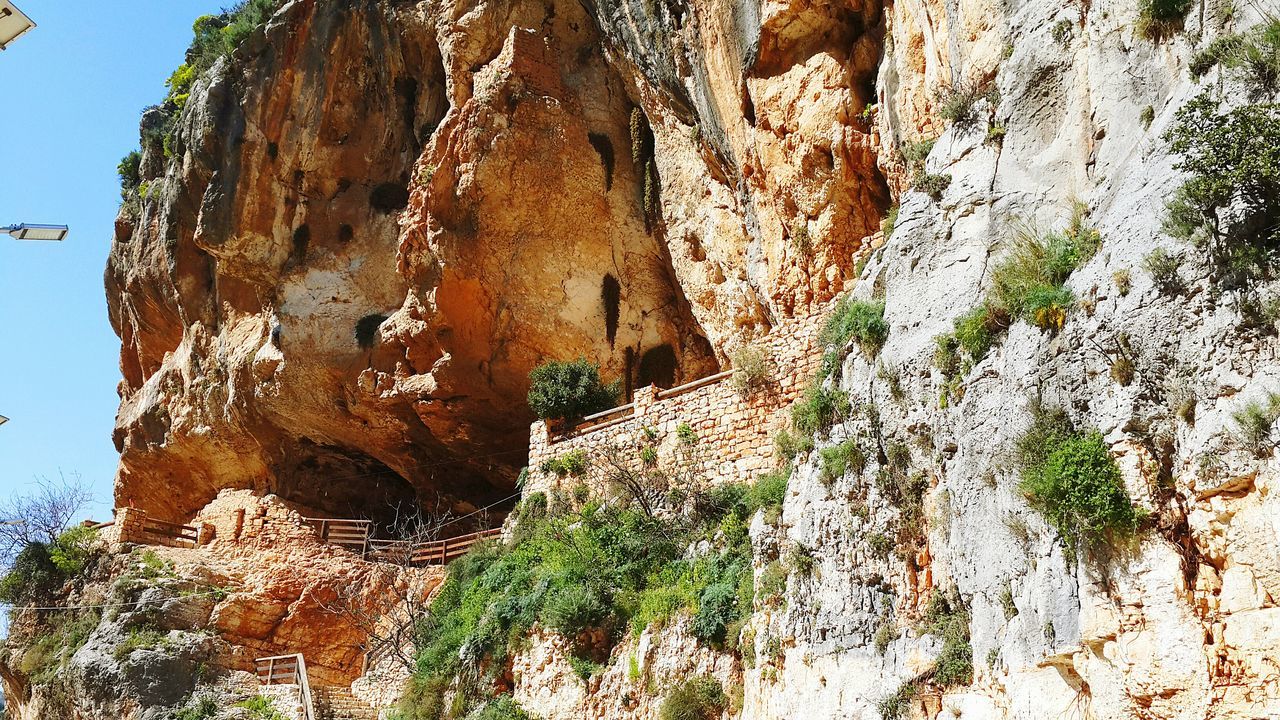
[527,358,621,422]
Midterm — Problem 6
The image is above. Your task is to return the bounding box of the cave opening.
[636,344,678,389]
[602,273,621,347]
[272,448,422,535]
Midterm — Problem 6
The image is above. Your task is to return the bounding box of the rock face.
[83,0,1280,718]
[106,0,887,523]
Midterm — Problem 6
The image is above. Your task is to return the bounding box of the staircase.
[313,686,378,720]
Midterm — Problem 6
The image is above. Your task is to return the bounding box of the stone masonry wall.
[525,311,831,498]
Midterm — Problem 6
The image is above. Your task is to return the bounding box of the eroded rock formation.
[106,0,887,523]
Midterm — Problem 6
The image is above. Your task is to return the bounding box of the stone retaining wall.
[525,311,829,498]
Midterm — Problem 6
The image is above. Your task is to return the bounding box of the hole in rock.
[369,182,411,212]
[637,344,678,389]
[588,132,615,191]
[355,313,388,350]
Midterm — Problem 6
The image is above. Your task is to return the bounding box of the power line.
[1,588,230,613]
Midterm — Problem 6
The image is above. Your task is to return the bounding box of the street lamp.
[0,2,35,51]
[5,223,68,241]
[0,415,8,426]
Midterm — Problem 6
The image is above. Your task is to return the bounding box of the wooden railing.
[142,516,198,546]
[304,518,501,567]
[255,654,315,720]
[654,369,734,400]
[302,517,371,555]
[410,527,502,565]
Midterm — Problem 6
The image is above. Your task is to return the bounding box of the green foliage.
[114,627,170,660]
[901,138,935,173]
[823,297,890,358]
[1189,20,1280,95]
[175,695,220,720]
[0,542,61,605]
[920,591,973,686]
[50,525,99,576]
[1136,0,1194,40]
[406,495,755,719]
[677,423,699,446]
[527,358,620,422]
[819,439,867,486]
[878,681,917,720]
[791,385,851,437]
[731,344,773,396]
[117,151,142,196]
[539,449,588,478]
[1017,408,1141,557]
[882,206,900,241]
[773,429,812,463]
[18,609,100,684]
[1140,105,1156,129]
[468,696,536,720]
[1162,95,1280,290]
[659,676,726,720]
[749,469,789,523]
[951,304,1000,363]
[755,561,787,608]
[990,222,1097,330]
[1143,248,1184,294]
[986,122,1007,143]
[1232,392,1280,453]
[914,172,952,199]
[936,81,997,129]
[237,696,287,720]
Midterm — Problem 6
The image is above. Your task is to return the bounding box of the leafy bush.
[0,542,62,604]
[660,676,726,720]
[750,470,789,517]
[919,591,972,686]
[677,423,699,445]
[466,696,538,720]
[1162,95,1280,289]
[1232,391,1280,454]
[114,627,170,660]
[1136,0,1194,40]
[117,151,142,197]
[951,304,1001,363]
[819,440,867,486]
[914,172,952,199]
[406,497,752,718]
[791,385,851,437]
[822,297,890,357]
[175,695,220,720]
[237,696,286,720]
[731,344,773,396]
[1188,20,1280,96]
[773,429,812,462]
[936,81,997,129]
[901,138,935,173]
[1142,248,1184,294]
[539,449,588,477]
[18,609,100,684]
[882,206,900,240]
[527,358,619,422]
[878,681,918,720]
[1017,410,1141,557]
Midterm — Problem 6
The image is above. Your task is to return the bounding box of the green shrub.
[539,449,588,477]
[990,225,1097,326]
[952,304,1000,363]
[774,429,812,462]
[920,590,972,686]
[874,620,895,654]
[878,682,917,720]
[755,561,787,607]
[1140,105,1156,129]
[986,123,1007,143]
[819,440,867,486]
[1136,0,1194,40]
[175,695,220,720]
[1232,391,1280,454]
[749,470,789,520]
[1142,248,1184,294]
[237,696,286,720]
[677,423,699,445]
[0,542,61,604]
[791,385,851,437]
[901,139,935,173]
[567,654,603,681]
[50,525,99,576]
[936,81,997,129]
[469,696,536,720]
[114,627,170,660]
[528,358,620,422]
[731,344,773,396]
[822,297,890,357]
[117,151,142,197]
[660,676,726,720]
[1162,95,1280,289]
[882,206,900,240]
[18,609,100,684]
[914,173,952,199]
[1018,420,1141,557]
[1188,20,1279,95]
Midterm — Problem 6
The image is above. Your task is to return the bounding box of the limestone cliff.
[19,0,1274,717]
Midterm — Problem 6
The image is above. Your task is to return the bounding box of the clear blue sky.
[0,1,223,519]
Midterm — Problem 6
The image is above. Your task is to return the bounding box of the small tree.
[527,358,619,422]
[0,473,92,570]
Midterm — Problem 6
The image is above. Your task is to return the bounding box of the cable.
[1,588,230,613]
